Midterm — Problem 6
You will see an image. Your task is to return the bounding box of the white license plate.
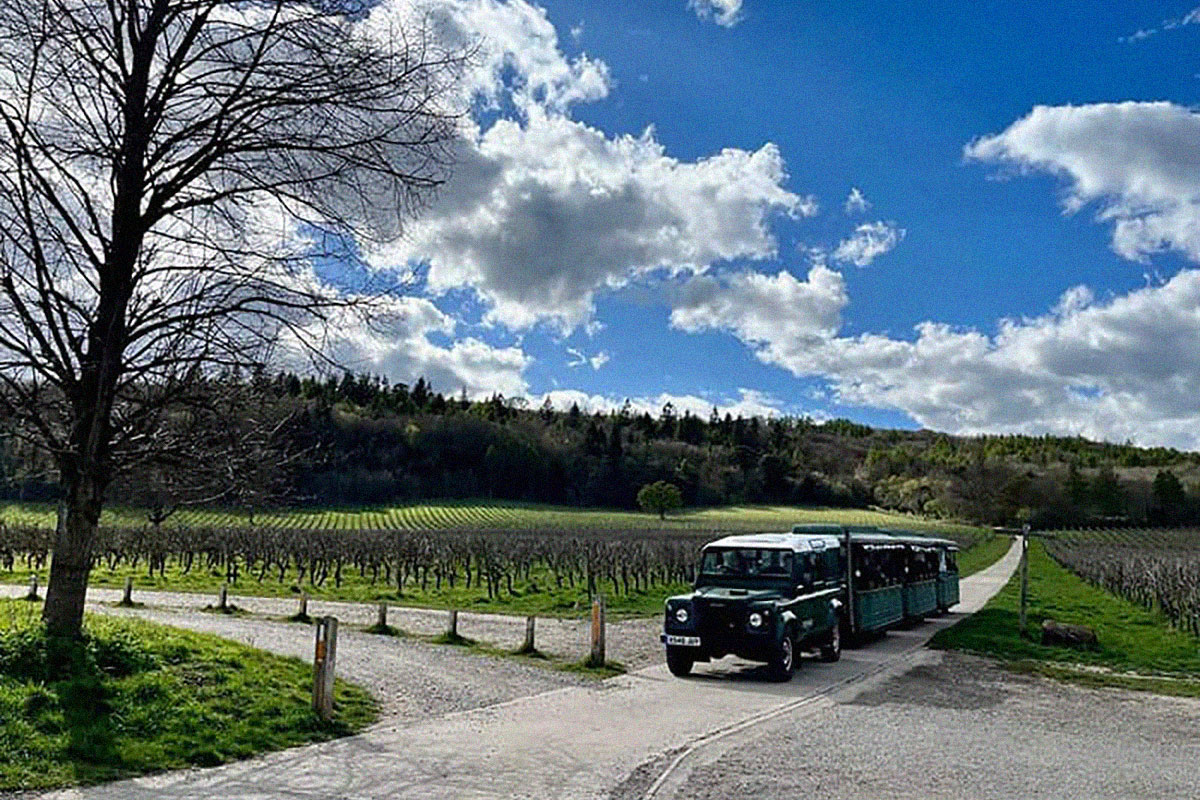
[664,635,701,647]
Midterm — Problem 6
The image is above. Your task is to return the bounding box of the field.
[0,500,987,537]
[0,502,994,617]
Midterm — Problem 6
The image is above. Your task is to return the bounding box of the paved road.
[31,540,1022,800]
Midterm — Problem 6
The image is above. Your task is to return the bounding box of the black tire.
[818,619,842,663]
[767,634,795,682]
[666,647,694,677]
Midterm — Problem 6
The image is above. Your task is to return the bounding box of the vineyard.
[0,503,989,615]
[1047,528,1200,638]
[0,500,986,536]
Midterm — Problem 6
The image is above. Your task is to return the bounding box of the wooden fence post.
[298,593,309,619]
[313,616,338,721]
[25,574,39,601]
[519,615,536,654]
[588,595,606,667]
[447,608,459,638]
[121,577,134,606]
[376,602,388,630]
[218,583,229,612]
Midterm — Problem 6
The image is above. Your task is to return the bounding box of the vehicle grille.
[697,602,745,637]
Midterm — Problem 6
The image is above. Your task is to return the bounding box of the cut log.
[1041,619,1098,649]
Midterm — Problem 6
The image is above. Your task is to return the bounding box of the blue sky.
[336,1,1200,449]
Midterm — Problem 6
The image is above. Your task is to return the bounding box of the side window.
[798,553,817,589]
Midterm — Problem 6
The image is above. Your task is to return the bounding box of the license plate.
[663,635,700,647]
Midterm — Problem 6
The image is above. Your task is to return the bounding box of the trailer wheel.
[666,647,694,677]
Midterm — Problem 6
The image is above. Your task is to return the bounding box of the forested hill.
[5,372,1200,528]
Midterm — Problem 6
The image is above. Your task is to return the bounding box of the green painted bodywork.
[903,579,938,619]
[937,573,960,608]
[853,586,904,632]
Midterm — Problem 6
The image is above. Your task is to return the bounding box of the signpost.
[995,523,1049,638]
[313,617,338,721]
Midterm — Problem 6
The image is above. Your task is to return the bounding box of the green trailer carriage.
[936,546,960,611]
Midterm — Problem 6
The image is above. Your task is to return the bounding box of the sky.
[324,0,1200,450]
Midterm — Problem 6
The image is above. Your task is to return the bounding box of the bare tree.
[0,0,465,636]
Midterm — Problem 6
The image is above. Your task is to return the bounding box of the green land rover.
[660,531,844,681]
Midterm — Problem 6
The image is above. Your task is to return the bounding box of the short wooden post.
[218,583,229,611]
[25,574,39,601]
[376,602,388,629]
[313,616,338,721]
[121,577,134,606]
[519,615,536,653]
[447,608,459,638]
[588,595,606,667]
[299,593,309,618]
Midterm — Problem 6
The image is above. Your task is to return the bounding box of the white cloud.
[567,347,609,370]
[670,265,848,346]
[966,102,1200,264]
[832,221,905,267]
[844,187,870,215]
[287,296,531,397]
[689,0,744,27]
[537,387,786,418]
[674,263,1200,449]
[1120,6,1200,42]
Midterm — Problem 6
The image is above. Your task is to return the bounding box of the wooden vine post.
[588,595,606,668]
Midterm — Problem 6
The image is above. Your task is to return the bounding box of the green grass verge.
[931,541,1200,697]
[0,600,375,792]
[957,533,1013,577]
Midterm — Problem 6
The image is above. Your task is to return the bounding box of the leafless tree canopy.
[0,0,466,634]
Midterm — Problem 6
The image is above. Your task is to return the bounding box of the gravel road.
[668,651,1200,800]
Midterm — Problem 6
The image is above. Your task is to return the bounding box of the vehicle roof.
[702,524,960,553]
[702,532,842,553]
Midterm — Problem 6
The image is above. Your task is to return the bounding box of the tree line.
[6,371,1200,529]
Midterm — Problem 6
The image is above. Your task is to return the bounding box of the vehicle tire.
[767,634,795,682]
[818,620,842,663]
[666,647,694,677]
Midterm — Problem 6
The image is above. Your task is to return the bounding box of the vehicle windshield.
[700,548,793,578]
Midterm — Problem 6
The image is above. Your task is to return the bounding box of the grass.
[0,600,375,792]
[957,533,1012,577]
[0,499,988,537]
[931,541,1200,697]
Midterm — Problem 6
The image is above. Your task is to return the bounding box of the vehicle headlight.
[748,612,764,627]
[675,607,689,623]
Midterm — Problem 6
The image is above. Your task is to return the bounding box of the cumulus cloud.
[670,265,847,345]
[285,296,531,397]
[674,263,1200,448]
[689,0,744,27]
[363,0,810,333]
[844,187,870,215]
[966,102,1200,264]
[832,221,905,267]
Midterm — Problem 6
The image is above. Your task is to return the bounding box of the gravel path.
[0,583,665,671]
[96,603,589,722]
[671,651,1200,800]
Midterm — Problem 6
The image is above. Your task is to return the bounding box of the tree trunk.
[42,478,103,637]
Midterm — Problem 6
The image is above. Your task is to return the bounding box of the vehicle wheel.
[666,647,694,677]
[818,620,841,663]
[767,635,795,682]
